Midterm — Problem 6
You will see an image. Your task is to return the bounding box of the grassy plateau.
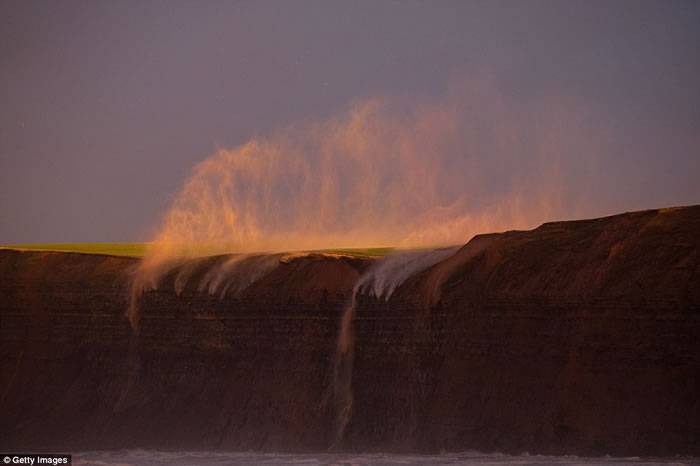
[0,243,394,258]
[0,243,148,257]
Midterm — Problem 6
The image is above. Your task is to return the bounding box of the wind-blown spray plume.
[357,246,462,301]
[128,77,597,328]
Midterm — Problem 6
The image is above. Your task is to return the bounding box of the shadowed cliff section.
[1,206,699,456]
[0,251,370,451]
[349,205,700,455]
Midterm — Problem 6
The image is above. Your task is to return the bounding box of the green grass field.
[0,243,149,257]
[0,243,395,258]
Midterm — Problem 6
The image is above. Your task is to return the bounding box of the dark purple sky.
[1,0,699,243]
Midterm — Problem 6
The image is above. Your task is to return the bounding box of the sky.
[1,0,699,244]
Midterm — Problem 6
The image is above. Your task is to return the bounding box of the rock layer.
[1,206,699,455]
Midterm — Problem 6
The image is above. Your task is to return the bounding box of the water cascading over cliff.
[120,78,617,450]
[127,77,604,330]
[331,246,461,446]
[2,206,699,456]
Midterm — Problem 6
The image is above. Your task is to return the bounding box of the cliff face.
[349,206,700,455]
[1,206,699,456]
[0,251,368,451]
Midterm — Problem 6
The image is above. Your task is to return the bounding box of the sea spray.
[125,77,600,329]
[331,246,460,446]
[127,253,285,331]
[197,253,283,298]
[359,246,461,300]
[174,259,204,296]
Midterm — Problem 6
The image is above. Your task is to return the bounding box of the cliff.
[1,206,699,456]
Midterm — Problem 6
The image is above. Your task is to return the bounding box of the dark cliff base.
[1,206,699,456]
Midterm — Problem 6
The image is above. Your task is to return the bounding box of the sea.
[72,450,699,466]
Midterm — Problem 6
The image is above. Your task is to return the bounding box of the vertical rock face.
[349,206,700,455]
[0,251,135,449]
[1,206,699,456]
[0,251,370,451]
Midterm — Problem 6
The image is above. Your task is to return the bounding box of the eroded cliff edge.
[1,206,699,455]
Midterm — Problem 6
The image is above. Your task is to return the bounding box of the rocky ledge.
[1,206,698,456]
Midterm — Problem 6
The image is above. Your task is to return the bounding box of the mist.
[1,2,699,244]
[141,77,603,263]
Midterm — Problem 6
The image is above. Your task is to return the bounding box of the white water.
[73,450,698,466]
[196,253,283,298]
[357,246,461,300]
[128,253,286,329]
[332,247,461,446]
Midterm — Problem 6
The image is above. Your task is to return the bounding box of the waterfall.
[331,246,459,446]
